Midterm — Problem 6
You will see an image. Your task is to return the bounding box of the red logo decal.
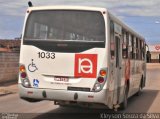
[74,54,97,78]
[155,46,160,51]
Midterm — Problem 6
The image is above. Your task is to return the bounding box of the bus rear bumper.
[18,84,113,108]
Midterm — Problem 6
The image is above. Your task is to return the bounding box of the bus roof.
[108,12,145,41]
[27,5,106,12]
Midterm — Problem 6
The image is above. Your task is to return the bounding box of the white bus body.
[19,6,146,110]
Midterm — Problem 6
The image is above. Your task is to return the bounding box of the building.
[0,39,21,52]
[0,44,8,52]
[148,44,160,63]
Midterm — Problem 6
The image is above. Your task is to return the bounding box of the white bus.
[19,5,147,110]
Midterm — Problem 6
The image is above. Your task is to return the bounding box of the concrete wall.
[151,52,160,63]
[0,52,19,84]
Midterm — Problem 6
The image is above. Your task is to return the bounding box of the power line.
[0,2,27,7]
[0,4,27,7]
[0,14,25,17]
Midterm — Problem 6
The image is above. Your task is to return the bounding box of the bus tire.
[136,78,143,96]
[21,97,41,102]
[120,84,128,110]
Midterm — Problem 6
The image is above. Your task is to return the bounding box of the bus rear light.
[23,79,30,87]
[19,65,25,72]
[100,70,107,77]
[93,83,101,91]
[27,10,30,13]
[19,64,31,88]
[97,77,104,83]
[92,68,108,92]
[21,72,27,79]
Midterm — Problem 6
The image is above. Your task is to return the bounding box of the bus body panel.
[19,45,107,90]
[106,15,146,106]
[19,84,109,105]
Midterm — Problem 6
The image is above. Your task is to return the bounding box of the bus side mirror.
[146,51,151,63]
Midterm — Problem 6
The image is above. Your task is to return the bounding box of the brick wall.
[0,40,20,48]
[151,59,160,63]
[0,39,20,52]
[0,52,19,83]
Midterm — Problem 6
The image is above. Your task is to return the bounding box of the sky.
[0,0,160,45]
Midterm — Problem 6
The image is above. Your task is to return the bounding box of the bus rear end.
[19,6,110,108]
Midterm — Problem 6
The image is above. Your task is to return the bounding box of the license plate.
[54,77,69,82]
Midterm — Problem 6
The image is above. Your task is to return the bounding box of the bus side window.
[139,40,142,60]
[122,30,128,59]
[137,39,141,60]
[110,21,115,59]
[138,38,142,60]
[129,34,133,59]
[133,36,136,59]
[136,38,139,60]
[142,41,145,60]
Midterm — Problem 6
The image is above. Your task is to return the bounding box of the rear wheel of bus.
[136,77,143,96]
[120,84,129,110]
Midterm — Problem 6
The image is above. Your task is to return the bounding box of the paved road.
[0,64,160,119]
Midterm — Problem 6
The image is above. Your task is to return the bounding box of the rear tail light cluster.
[97,77,105,83]
[92,68,107,92]
[19,64,31,88]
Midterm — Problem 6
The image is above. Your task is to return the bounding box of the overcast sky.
[0,0,160,44]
